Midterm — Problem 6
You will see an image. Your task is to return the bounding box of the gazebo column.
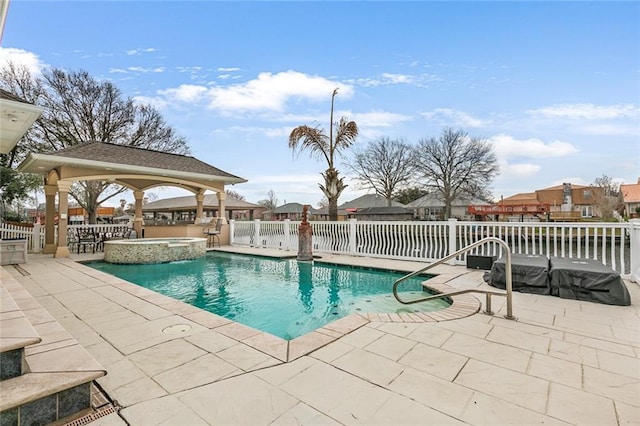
[54,181,71,258]
[43,184,57,254]
[195,191,205,223]
[217,191,227,223]
[133,190,144,237]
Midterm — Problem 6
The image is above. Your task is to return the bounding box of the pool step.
[0,267,107,425]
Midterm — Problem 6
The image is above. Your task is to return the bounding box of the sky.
[1,1,639,208]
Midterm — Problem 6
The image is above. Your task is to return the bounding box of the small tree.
[591,174,622,220]
[257,190,279,210]
[414,128,499,219]
[225,189,245,201]
[346,137,415,206]
[289,88,358,221]
[393,187,429,205]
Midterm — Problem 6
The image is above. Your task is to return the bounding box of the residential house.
[621,178,640,219]
[407,193,491,220]
[535,183,602,220]
[142,194,263,222]
[315,194,410,221]
[263,203,316,221]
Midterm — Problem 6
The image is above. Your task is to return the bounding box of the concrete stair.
[0,271,107,425]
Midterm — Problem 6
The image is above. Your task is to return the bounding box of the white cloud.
[350,111,413,128]
[132,95,168,109]
[421,108,489,128]
[158,84,208,102]
[217,67,240,72]
[0,47,46,76]
[490,134,578,159]
[205,70,353,112]
[126,48,157,56]
[109,66,165,74]
[528,103,639,120]
[347,72,440,88]
[499,163,541,178]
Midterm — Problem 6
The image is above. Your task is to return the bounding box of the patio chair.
[76,228,100,253]
[67,229,79,253]
[203,219,223,248]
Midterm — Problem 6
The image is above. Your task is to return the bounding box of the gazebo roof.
[0,88,44,154]
[17,141,246,193]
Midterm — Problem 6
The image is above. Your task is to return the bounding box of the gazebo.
[17,141,246,257]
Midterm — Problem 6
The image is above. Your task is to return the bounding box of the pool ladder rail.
[392,237,516,320]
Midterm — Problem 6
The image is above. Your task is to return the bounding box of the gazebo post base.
[53,246,70,258]
[43,244,57,254]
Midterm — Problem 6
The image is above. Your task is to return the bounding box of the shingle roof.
[339,194,406,209]
[406,193,490,208]
[353,206,411,215]
[142,194,259,211]
[50,141,242,179]
[621,181,640,203]
[271,202,317,214]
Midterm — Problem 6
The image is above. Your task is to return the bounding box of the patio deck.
[1,248,639,425]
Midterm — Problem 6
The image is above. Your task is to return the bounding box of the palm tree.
[288,88,358,221]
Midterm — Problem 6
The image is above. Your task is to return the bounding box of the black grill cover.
[489,254,550,295]
[549,257,631,306]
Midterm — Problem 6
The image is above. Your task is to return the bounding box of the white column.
[447,218,458,264]
[283,219,291,251]
[349,218,357,254]
[54,181,71,258]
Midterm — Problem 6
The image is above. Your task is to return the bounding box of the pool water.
[87,251,449,340]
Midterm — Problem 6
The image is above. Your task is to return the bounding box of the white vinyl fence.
[230,219,638,280]
[0,223,132,254]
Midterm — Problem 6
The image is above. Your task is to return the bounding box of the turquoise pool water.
[87,252,449,339]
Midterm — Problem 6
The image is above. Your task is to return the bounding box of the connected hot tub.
[104,238,207,264]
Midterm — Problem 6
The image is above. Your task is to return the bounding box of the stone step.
[0,285,42,381]
[0,266,107,425]
[0,371,104,424]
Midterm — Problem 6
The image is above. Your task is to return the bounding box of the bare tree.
[316,196,329,209]
[346,137,415,206]
[0,63,190,223]
[289,88,358,221]
[225,189,246,201]
[591,174,622,220]
[257,190,279,210]
[414,128,499,219]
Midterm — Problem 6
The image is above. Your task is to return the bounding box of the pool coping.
[74,247,482,363]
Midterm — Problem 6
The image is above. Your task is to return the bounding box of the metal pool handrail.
[392,237,515,320]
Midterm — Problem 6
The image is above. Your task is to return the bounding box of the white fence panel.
[231,219,634,279]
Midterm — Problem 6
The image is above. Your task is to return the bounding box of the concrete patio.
[1,248,638,425]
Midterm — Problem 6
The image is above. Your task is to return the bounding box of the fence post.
[229,219,235,246]
[448,218,458,264]
[283,219,291,251]
[349,219,357,254]
[32,223,42,253]
[253,219,261,248]
[631,219,640,283]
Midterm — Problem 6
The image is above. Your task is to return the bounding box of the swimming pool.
[87,251,449,339]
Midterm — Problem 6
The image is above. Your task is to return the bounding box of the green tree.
[0,62,190,223]
[393,187,428,205]
[414,128,498,219]
[288,89,358,221]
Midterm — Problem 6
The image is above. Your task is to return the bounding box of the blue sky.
[2,1,639,207]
